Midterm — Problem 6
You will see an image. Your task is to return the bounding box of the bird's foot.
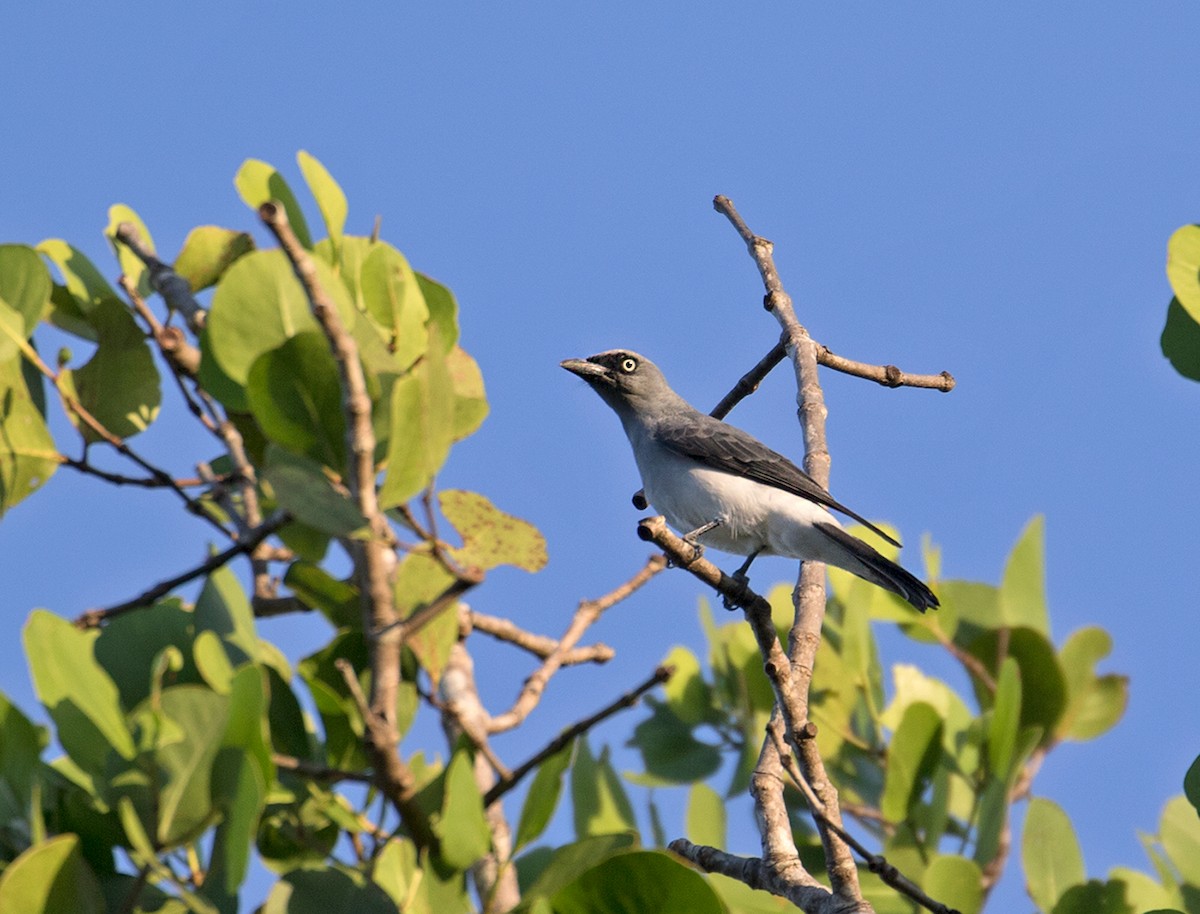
[674,519,720,565]
[722,568,753,611]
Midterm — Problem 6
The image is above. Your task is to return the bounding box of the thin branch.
[74,512,290,629]
[114,222,207,332]
[487,554,667,733]
[816,344,954,392]
[485,664,673,805]
[334,658,434,847]
[467,610,615,665]
[261,202,420,850]
[668,840,857,913]
[769,718,962,914]
[11,333,231,538]
[272,753,372,785]
[712,339,788,419]
[119,274,202,378]
[714,194,862,901]
[59,456,207,489]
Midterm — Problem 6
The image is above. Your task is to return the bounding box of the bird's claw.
[722,569,752,611]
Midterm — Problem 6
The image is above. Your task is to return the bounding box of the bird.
[561,349,938,612]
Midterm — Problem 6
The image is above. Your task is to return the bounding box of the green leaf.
[359,242,429,368]
[1161,297,1200,382]
[0,834,104,914]
[515,740,575,852]
[1160,795,1200,885]
[968,626,1067,739]
[37,239,115,313]
[24,610,136,771]
[571,738,637,838]
[234,159,312,248]
[1050,880,1133,914]
[446,345,489,440]
[523,834,638,901]
[973,777,1007,867]
[433,749,491,870]
[1185,756,1200,818]
[284,562,359,628]
[0,690,45,826]
[153,686,232,845]
[372,838,427,914]
[1056,626,1128,742]
[378,343,455,509]
[1167,225,1200,321]
[173,226,254,292]
[988,657,1021,778]
[881,702,942,822]
[206,248,355,390]
[551,851,724,914]
[1023,797,1086,913]
[923,854,983,914]
[415,272,460,352]
[0,245,51,361]
[262,445,368,538]
[661,645,713,726]
[0,355,58,516]
[440,488,548,572]
[297,151,348,256]
[93,597,200,712]
[1108,867,1179,914]
[262,868,398,914]
[628,705,721,786]
[685,783,725,850]
[999,515,1050,635]
[247,332,346,470]
[195,563,259,667]
[59,297,161,442]
[204,751,265,912]
[104,204,155,299]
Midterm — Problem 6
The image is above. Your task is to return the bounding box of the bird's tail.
[814,522,939,613]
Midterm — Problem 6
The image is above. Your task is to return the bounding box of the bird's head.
[560,350,679,421]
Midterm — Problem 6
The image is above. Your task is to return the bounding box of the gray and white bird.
[561,349,938,612]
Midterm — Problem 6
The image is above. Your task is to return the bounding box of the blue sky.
[3,4,1198,910]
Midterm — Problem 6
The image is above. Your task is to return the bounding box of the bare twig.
[467,610,615,665]
[816,344,954,392]
[487,554,667,733]
[438,642,520,913]
[74,512,290,629]
[114,222,207,332]
[485,664,673,805]
[260,202,425,852]
[769,718,961,914]
[714,194,862,902]
[334,658,433,847]
[59,456,207,489]
[272,753,372,785]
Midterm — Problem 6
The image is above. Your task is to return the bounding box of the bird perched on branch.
[561,349,938,612]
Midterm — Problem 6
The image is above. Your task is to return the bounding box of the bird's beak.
[560,358,609,382]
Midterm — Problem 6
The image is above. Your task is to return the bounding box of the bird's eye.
[620,357,637,373]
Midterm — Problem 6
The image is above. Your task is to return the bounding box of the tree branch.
[486,554,666,733]
[74,512,290,629]
[114,222,207,332]
[467,610,615,665]
[260,202,420,849]
[484,664,672,805]
[714,194,863,902]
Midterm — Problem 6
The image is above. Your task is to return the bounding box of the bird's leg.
[723,547,764,611]
[676,519,721,564]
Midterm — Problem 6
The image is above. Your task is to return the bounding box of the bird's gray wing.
[655,414,902,548]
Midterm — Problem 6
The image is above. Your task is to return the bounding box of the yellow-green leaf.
[440,489,547,572]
